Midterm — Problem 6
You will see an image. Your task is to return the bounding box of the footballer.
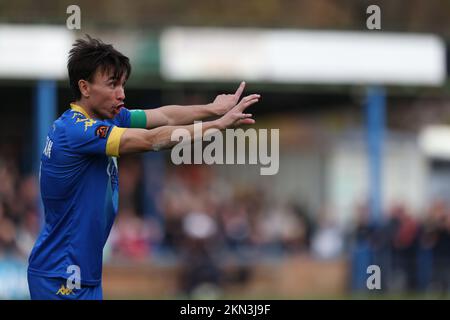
[27,35,260,299]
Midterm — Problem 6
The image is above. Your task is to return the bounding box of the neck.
[73,99,97,119]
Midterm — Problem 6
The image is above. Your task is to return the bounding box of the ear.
[78,79,90,98]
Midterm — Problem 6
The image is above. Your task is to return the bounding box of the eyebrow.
[107,76,126,85]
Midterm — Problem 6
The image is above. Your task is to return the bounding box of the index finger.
[236,96,259,112]
[234,81,246,99]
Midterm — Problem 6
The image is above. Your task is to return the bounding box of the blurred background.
[1,0,450,299]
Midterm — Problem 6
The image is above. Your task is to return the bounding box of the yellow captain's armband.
[106,127,126,157]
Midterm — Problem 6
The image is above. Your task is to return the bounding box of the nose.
[117,86,125,101]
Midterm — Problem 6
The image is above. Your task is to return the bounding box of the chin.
[103,111,116,119]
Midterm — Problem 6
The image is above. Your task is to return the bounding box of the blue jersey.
[28,104,146,286]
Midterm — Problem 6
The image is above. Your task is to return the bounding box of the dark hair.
[68,35,131,100]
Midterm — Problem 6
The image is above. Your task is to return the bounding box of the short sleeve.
[112,107,147,129]
[65,112,126,157]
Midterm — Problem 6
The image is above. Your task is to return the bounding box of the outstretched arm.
[119,93,260,155]
[141,82,255,128]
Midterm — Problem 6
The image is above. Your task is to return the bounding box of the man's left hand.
[210,81,246,116]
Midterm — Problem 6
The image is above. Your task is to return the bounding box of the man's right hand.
[216,94,260,129]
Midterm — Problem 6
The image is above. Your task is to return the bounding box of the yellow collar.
[70,103,91,119]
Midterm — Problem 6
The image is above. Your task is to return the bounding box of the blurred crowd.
[350,200,450,296]
[2,153,450,297]
[0,155,40,261]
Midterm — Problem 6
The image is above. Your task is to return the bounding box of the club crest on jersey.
[95,125,110,139]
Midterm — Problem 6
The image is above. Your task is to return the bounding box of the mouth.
[113,103,124,114]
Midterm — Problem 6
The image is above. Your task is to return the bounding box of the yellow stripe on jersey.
[70,103,91,118]
[106,127,126,157]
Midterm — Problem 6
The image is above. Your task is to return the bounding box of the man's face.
[85,68,127,119]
